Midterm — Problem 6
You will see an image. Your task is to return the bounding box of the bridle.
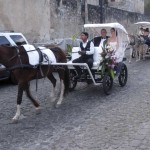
[3,46,23,69]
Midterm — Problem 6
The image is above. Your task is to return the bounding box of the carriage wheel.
[118,63,128,87]
[103,72,113,95]
[69,70,77,91]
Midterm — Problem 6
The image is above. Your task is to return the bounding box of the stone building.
[108,0,144,14]
[0,0,148,43]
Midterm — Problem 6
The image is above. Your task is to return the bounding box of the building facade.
[0,0,147,43]
[108,0,144,14]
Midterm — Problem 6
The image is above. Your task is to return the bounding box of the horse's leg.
[136,45,140,61]
[143,44,147,60]
[12,85,24,121]
[55,67,69,108]
[56,79,64,108]
[142,45,144,60]
[129,45,133,63]
[139,44,143,60]
[47,73,57,102]
[25,82,40,110]
[137,45,140,61]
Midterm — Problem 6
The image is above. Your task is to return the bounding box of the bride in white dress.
[107,28,120,62]
[107,28,118,52]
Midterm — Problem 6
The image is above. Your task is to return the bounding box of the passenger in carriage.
[92,28,109,47]
[107,28,121,75]
[107,28,119,51]
[139,27,144,36]
[143,28,150,46]
[107,28,119,52]
[73,32,94,79]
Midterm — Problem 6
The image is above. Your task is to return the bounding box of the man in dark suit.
[92,29,109,47]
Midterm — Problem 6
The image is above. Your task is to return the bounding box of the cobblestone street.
[1,53,150,150]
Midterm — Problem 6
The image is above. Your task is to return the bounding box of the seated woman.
[107,28,119,52]
[107,28,121,74]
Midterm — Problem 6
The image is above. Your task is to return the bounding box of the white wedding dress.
[109,41,123,62]
[109,41,117,52]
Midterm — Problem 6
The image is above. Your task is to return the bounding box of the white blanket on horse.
[22,45,56,65]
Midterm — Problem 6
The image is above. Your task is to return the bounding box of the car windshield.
[10,35,27,46]
[0,36,11,46]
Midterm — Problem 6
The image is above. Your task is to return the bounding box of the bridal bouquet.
[99,45,117,79]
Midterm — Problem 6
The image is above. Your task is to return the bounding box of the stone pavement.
[1,53,150,149]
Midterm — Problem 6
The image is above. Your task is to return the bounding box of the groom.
[92,28,109,47]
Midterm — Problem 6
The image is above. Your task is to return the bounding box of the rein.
[6,53,18,64]
[8,64,37,70]
[3,46,24,69]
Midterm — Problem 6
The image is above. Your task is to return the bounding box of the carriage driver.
[73,32,94,79]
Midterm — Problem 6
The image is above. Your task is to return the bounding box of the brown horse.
[0,45,69,122]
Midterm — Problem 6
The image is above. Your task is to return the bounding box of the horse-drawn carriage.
[0,23,129,121]
[62,23,129,95]
[129,22,150,61]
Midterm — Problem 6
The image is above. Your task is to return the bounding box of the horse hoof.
[36,107,41,114]
[12,118,19,124]
[55,103,61,108]
[47,96,56,103]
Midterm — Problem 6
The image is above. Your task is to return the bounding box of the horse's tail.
[63,66,70,96]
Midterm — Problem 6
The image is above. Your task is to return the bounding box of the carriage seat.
[67,47,103,69]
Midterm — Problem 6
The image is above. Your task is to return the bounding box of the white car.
[0,31,29,84]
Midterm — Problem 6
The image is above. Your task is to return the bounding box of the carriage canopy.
[134,22,150,27]
[84,22,129,62]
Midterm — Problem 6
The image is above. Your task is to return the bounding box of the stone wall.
[0,0,51,43]
[0,0,149,43]
[50,0,83,41]
[88,4,150,34]
[0,0,84,43]
[108,0,144,14]
[87,0,99,6]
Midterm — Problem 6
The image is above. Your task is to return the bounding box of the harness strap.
[36,47,43,63]
[14,47,23,69]
[37,53,51,78]
[8,64,38,70]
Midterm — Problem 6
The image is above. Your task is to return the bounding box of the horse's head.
[0,45,17,64]
[0,45,29,68]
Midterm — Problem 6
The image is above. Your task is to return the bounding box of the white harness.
[22,45,56,65]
